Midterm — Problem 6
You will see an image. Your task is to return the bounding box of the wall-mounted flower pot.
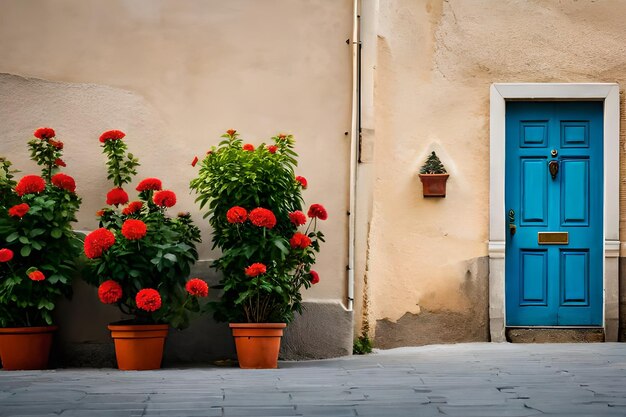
[0,325,58,370]
[418,174,449,197]
[108,323,168,370]
[229,323,286,369]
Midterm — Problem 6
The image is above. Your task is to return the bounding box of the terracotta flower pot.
[107,323,168,370]
[229,323,286,369]
[0,325,58,370]
[418,173,449,197]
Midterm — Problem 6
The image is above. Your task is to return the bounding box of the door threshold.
[506,327,605,343]
[506,326,603,329]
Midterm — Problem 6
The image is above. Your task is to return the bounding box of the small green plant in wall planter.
[418,151,449,197]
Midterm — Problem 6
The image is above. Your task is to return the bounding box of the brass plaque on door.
[538,232,568,245]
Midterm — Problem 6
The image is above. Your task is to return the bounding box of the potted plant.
[0,128,82,370]
[82,130,207,370]
[190,130,325,369]
[418,151,449,197]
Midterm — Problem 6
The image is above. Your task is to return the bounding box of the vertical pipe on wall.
[347,0,361,311]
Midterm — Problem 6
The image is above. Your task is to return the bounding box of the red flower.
[290,232,311,249]
[191,156,199,167]
[106,187,129,206]
[122,201,143,215]
[98,280,123,304]
[185,278,209,297]
[308,204,328,220]
[249,208,277,229]
[28,270,45,281]
[51,173,76,192]
[268,145,278,154]
[49,140,64,149]
[153,190,177,207]
[0,248,13,263]
[136,288,161,312]
[99,129,126,143]
[8,203,29,218]
[226,206,247,224]
[15,175,45,196]
[136,178,163,192]
[121,219,147,240]
[296,176,308,189]
[309,270,320,285]
[96,209,106,217]
[54,158,66,167]
[245,263,267,277]
[243,143,255,151]
[278,133,287,139]
[84,228,116,259]
[288,210,307,226]
[34,127,55,140]
[226,129,237,136]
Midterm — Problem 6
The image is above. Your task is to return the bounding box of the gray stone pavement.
[1,342,626,417]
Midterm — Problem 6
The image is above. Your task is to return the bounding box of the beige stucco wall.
[0,0,352,302]
[360,0,626,344]
[0,0,355,361]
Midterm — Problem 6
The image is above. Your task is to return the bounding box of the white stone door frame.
[489,83,620,342]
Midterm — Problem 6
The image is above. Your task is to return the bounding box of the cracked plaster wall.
[363,0,626,346]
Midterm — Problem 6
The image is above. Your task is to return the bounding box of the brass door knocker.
[549,160,559,180]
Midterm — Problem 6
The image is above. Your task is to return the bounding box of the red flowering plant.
[0,128,82,327]
[82,130,205,329]
[190,130,326,323]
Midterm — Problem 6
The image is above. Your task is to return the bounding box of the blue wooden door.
[505,101,603,326]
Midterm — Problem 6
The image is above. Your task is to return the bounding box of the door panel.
[505,101,603,326]
[521,121,549,147]
[560,250,589,305]
[560,159,589,226]
[521,158,548,225]
[520,251,548,305]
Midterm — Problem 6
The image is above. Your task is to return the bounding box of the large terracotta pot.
[107,323,168,370]
[229,323,286,369]
[0,325,58,370]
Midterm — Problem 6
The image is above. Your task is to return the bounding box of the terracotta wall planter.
[0,325,58,370]
[229,323,286,369]
[418,174,449,197]
[107,323,168,370]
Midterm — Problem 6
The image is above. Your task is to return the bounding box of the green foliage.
[419,151,447,174]
[83,135,203,329]
[190,131,325,324]
[102,139,139,187]
[353,332,373,355]
[0,132,82,327]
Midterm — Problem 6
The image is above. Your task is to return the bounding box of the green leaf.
[272,239,289,255]
[42,311,53,325]
[163,253,177,263]
[29,228,45,237]
[18,236,30,244]
[20,245,31,257]
[6,232,19,243]
[51,228,63,238]
[47,274,62,284]
[38,300,55,310]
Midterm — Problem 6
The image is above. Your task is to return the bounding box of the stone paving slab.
[1,343,626,416]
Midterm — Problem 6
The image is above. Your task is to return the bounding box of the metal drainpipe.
[347,0,361,311]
